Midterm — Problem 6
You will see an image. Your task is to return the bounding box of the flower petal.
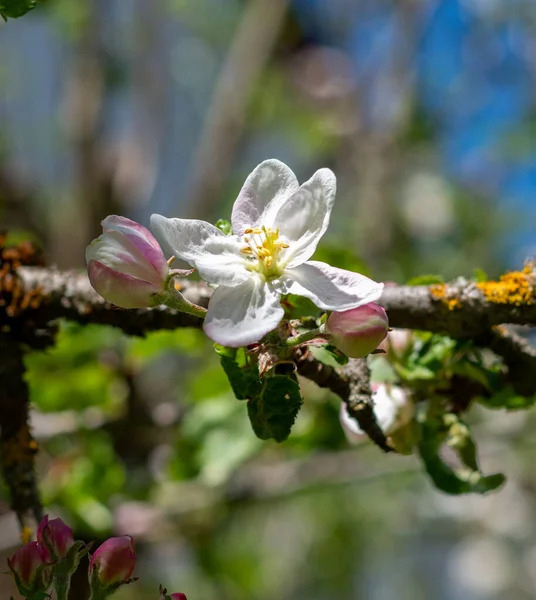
[86,230,165,286]
[274,168,336,268]
[150,214,251,286]
[203,276,284,347]
[102,216,169,279]
[283,260,383,311]
[231,159,299,235]
[150,214,223,262]
[194,236,252,286]
[88,260,164,308]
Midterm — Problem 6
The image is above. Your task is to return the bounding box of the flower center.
[240,226,289,280]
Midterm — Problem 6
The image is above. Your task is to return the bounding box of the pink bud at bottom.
[8,541,52,596]
[170,594,188,600]
[327,302,389,358]
[89,536,136,592]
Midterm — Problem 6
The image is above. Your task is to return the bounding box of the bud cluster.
[5,515,187,600]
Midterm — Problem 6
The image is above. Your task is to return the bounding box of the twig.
[476,326,536,396]
[295,351,393,452]
[186,0,289,218]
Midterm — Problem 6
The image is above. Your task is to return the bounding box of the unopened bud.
[327,303,389,358]
[8,541,52,597]
[160,584,188,600]
[86,215,169,308]
[89,536,136,596]
[37,515,75,560]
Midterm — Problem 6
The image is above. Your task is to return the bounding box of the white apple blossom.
[150,159,384,347]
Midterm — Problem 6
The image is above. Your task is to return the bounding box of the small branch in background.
[186,0,289,219]
[58,3,123,269]
[477,326,536,397]
[341,359,393,452]
[295,351,392,452]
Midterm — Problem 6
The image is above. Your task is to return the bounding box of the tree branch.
[14,264,536,339]
[381,265,536,336]
[295,352,393,453]
[476,326,536,396]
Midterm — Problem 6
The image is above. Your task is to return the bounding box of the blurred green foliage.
[0,0,37,19]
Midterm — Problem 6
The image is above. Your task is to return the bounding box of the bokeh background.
[1,0,536,598]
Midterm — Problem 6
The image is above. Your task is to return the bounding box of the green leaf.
[247,373,303,442]
[450,359,494,390]
[406,274,444,286]
[323,344,348,366]
[417,408,505,495]
[473,267,488,283]
[309,343,348,368]
[478,385,536,411]
[0,0,37,18]
[215,346,262,401]
[215,218,232,235]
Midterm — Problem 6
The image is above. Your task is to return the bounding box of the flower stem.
[285,327,328,347]
[53,574,71,600]
[164,283,207,319]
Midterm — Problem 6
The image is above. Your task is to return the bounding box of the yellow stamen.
[241,223,288,280]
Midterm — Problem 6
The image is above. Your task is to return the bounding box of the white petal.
[203,276,284,347]
[231,159,299,235]
[283,261,384,311]
[274,168,336,268]
[150,214,250,286]
[194,236,252,286]
[150,214,223,262]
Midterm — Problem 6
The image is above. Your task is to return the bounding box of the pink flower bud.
[86,215,169,308]
[89,536,136,590]
[8,541,52,596]
[340,383,413,443]
[170,594,188,600]
[37,514,75,559]
[327,302,389,358]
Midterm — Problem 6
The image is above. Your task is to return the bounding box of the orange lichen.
[0,235,44,317]
[20,526,32,545]
[1,424,39,468]
[430,284,463,310]
[476,265,534,306]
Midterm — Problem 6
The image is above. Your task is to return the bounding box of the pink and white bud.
[8,541,52,596]
[86,215,169,308]
[340,383,413,443]
[89,536,136,592]
[37,515,75,560]
[327,302,389,358]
